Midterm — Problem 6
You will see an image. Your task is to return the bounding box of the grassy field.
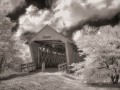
[0,72,120,90]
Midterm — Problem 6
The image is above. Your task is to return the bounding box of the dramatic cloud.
[54,0,120,28]
[16,5,54,37]
[16,0,120,38]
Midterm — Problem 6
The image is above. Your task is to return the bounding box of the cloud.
[16,0,120,38]
[16,5,53,37]
[54,0,120,28]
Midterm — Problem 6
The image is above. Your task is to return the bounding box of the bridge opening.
[34,40,67,72]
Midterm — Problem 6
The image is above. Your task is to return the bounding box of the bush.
[72,25,120,84]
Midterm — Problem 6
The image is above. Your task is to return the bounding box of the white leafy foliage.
[72,25,120,82]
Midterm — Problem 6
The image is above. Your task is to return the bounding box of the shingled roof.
[29,25,75,44]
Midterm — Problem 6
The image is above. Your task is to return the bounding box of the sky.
[2,0,120,38]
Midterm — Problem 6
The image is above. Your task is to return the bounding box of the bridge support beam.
[41,62,45,72]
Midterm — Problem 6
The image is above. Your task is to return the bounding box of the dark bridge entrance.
[29,25,82,72]
[35,40,66,72]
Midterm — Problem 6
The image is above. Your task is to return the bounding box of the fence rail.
[21,62,68,72]
[21,63,36,72]
[58,63,67,72]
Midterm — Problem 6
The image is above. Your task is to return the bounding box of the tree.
[0,3,17,73]
[72,25,120,84]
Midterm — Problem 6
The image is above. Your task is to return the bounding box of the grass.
[0,69,27,80]
[0,71,120,90]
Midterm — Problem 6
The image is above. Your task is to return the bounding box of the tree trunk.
[115,75,119,84]
[0,53,6,74]
[111,75,119,84]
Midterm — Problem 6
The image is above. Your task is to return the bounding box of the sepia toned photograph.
[0,0,120,90]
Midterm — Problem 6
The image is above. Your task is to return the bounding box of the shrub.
[72,25,120,84]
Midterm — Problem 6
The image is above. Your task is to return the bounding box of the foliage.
[13,37,32,63]
[72,25,120,84]
[0,3,19,73]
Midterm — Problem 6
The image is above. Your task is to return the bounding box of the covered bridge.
[28,25,82,72]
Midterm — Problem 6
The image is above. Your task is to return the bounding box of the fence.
[58,63,67,72]
[21,62,36,72]
[21,62,68,72]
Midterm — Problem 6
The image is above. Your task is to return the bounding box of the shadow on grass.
[88,82,120,88]
[0,73,29,81]
[0,68,59,81]
[0,69,41,81]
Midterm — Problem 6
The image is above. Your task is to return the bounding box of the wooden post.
[41,62,45,72]
[65,42,70,73]
[38,47,40,68]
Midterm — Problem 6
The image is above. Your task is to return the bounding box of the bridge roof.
[29,25,75,44]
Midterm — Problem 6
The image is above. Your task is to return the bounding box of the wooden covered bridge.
[27,25,82,72]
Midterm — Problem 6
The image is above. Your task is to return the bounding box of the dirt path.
[0,72,120,90]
